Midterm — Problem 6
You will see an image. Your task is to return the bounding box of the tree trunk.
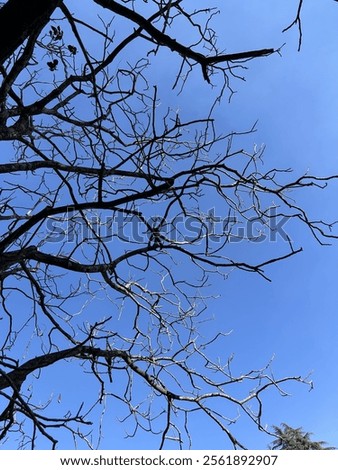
[0,0,63,65]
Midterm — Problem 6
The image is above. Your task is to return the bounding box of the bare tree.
[0,0,336,449]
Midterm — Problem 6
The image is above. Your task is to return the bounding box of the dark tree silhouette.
[0,0,63,65]
[269,424,335,450]
[0,0,337,449]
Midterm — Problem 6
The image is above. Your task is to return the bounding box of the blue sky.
[127,0,338,449]
[2,0,338,450]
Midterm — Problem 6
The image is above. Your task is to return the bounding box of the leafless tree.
[0,0,336,449]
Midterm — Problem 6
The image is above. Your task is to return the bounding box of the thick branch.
[0,345,180,401]
[0,160,165,182]
[0,345,81,391]
[0,180,173,252]
[94,0,274,81]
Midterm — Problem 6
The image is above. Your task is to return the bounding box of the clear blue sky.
[2,0,338,450]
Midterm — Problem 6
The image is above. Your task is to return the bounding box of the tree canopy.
[269,424,335,450]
